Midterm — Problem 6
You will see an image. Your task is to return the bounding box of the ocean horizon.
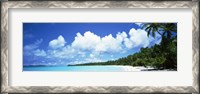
[23,65,127,72]
[23,65,158,72]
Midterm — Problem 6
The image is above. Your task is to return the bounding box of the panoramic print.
[23,23,177,71]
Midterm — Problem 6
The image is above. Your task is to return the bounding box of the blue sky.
[23,23,163,66]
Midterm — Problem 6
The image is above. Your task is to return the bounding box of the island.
[69,23,177,71]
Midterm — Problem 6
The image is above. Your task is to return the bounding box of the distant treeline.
[69,23,177,70]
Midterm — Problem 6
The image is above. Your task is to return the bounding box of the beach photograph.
[23,23,177,71]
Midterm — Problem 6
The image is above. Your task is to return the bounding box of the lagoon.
[23,65,155,72]
[24,65,123,72]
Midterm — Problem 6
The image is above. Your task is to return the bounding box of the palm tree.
[141,23,177,69]
[142,23,162,38]
[160,23,177,39]
[142,23,177,39]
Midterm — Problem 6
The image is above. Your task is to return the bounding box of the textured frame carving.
[1,1,199,94]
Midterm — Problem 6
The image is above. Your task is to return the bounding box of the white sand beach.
[121,66,155,71]
[104,65,155,71]
[119,66,174,71]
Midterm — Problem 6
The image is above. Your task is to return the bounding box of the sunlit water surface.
[23,65,127,72]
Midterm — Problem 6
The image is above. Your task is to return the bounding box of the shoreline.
[70,65,156,71]
[120,66,155,71]
[24,65,175,71]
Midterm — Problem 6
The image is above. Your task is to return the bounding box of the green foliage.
[71,39,177,70]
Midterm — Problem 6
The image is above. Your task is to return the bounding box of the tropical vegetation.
[69,23,177,70]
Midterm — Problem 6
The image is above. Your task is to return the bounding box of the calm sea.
[23,65,126,72]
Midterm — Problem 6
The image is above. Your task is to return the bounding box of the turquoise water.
[23,65,125,72]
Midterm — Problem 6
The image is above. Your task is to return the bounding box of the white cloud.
[47,46,75,59]
[72,32,101,50]
[116,31,127,42]
[24,39,43,50]
[24,39,43,56]
[33,49,46,56]
[27,27,162,65]
[124,38,133,49]
[85,57,102,63]
[84,53,103,63]
[72,31,124,53]
[96,34,122,52]
[135,23,143,27]
[124,28,150,49]
[90,54,94,58]
[71,29,157,53]
[49,35,66,49]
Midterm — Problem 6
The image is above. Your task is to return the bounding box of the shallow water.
[23,65,126,72]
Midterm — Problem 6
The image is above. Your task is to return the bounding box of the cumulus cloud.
[124,28,150,49]
[116,31,127,42]
[33,49,47,56]
[49,35,66,49]
[47,46,88,60]
[25,27,162,65]
[72,32,101,50]
[71,28,158,54]
[72,31,124,53]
